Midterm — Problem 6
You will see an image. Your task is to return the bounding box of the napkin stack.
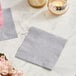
[16,27,67,70]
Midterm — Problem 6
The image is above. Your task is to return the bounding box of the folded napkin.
[0,8,17,41]
[16,27,67,70]
[0,5,3,27]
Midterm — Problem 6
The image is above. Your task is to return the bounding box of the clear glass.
[48,0,68,15]
[28,0,46,8]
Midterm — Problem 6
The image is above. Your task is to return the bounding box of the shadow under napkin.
[0,8,17,41]
[15,27,67,70]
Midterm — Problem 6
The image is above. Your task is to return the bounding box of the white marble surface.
[0,0,76,76]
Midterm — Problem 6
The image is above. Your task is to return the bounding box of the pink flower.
[0,4,3,28]
[0,54,23,76]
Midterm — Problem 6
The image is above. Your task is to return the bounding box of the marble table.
[0,0,76,76]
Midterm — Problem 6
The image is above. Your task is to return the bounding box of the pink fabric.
[0,5,3,28]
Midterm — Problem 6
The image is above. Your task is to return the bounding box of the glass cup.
[48,0,68,15]
[28,0,46,8]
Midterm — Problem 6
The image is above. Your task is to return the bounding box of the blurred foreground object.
[0,53,23,76]
[0,4,3,28]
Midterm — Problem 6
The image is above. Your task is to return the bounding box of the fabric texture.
[0,4,3,27]
[16,27,67,70]
[0,8,17,41]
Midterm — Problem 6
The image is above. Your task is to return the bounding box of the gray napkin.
[15,27,67,70]
[0,8,17,41]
